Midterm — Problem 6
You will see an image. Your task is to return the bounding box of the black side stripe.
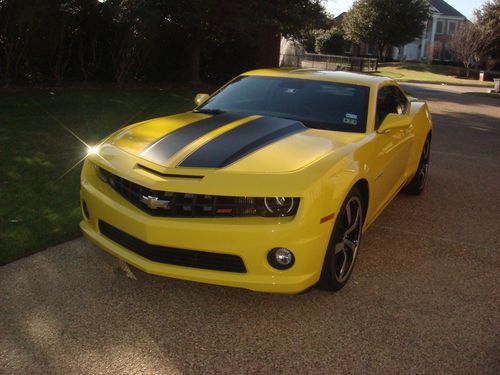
[179,116,307,168]
[141,112,247,165]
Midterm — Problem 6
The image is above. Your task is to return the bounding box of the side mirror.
[377,113,410,134]
[194,93,210,106]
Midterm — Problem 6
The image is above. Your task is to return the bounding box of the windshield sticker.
[343,116,358,126]
[346,113,358,120]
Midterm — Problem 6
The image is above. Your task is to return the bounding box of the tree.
[74,0,111,82]
[474,0,500,59]
[0,0,328,85]
[109,0,164,86]
[164,0,327,83]
[294,13,331,53]
[250,0,327,67]
[448,22,488,77]
[48,1,79,84]
[0,0,46,86]
[343,0,430,60]
[314,28,346,55]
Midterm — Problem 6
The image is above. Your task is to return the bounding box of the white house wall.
[392,13,465,62]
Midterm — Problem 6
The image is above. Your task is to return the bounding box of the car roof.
[242,68,393,88]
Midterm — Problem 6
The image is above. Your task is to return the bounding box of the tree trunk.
[256,27,280,68]
[1,17,23,87]
[378,44,386,62]
[189,31,201,85]
[78,42,89,83]
[349,44,360,57]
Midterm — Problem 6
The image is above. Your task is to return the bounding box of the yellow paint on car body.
[80,68,432,293]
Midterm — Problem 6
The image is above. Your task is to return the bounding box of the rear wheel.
[404,136,431,195]
[317,187,364,292]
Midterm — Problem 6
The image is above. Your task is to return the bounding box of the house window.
[448,21,457,34]
[436,21,443,34]
[433,41,443,60]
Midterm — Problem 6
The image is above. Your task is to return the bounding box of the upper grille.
[98,167,261,218]
[99,221,246,273]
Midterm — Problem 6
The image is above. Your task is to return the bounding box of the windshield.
[198,76,370,133]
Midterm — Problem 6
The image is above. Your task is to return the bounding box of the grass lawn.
[374,63,495,87]
[0,87,197,265]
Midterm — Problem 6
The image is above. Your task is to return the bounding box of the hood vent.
[137,164,204,180]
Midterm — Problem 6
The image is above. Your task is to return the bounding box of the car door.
[370,85,414,215]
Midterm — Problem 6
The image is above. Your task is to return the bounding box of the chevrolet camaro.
[80,68,432,294]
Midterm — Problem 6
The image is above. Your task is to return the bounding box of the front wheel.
[317,187,364,292]
[404,136,431,195]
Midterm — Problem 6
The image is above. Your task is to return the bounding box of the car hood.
[105,112,363,174]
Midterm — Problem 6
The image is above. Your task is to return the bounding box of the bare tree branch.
[448,22,491,77]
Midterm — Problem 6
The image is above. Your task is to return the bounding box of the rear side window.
[393,86,409,115]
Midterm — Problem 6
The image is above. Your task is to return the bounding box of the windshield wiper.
[194,108,225,115]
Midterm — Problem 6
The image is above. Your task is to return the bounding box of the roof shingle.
[430,0,466,18]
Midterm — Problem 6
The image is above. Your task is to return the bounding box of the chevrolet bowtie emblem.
[140,195,171,210]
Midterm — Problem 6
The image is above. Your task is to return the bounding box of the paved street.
[1,84,499,374]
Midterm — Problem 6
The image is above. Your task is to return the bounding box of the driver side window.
[375,86,408,130]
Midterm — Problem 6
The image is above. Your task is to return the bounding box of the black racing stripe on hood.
[179,116,307,168]
[141,112,247,165]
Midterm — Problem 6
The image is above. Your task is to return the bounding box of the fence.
[280,53,378,72]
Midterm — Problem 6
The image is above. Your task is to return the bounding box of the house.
[392,0,467,62]
[335,0,466,62]
[280,0,467,64]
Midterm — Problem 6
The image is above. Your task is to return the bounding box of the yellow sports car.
[80,69,432,293]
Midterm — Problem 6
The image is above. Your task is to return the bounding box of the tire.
[404,136,431,195]
[317,187,364,292]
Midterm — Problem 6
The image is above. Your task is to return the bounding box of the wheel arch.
[353,179,369,218]
[317,177,368,292]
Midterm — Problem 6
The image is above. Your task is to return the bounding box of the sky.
[324,0,488,19]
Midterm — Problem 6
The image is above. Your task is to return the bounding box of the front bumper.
[80,163,333,294]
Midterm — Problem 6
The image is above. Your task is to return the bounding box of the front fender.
[408,102,433,178]
[308,155,369,235]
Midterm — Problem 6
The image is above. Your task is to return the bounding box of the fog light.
[268,248,295,270]
[82,200,90,220]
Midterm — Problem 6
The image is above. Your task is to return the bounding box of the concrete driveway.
[1,84,499,374]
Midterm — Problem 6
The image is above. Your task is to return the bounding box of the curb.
[397,80,494,88]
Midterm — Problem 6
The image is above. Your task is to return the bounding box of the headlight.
[262,197,298,216]
[87,145,100,156]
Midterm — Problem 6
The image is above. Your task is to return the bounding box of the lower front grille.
[98,221,247,273]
